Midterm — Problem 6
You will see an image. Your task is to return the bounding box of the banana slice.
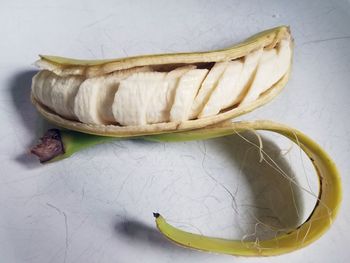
[199,61,243,118]
[74,66,151,125]
[233,48,263,104]
[146,66,196,124]
[113,72,167,126]
[51,75,83,120]
[170,69,208,122]
[189,62,229,119]
[31,70,56,111]
[240,39,291,105]
[32,70,83,120]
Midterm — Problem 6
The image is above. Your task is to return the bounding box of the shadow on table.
[114,219,206,256]
[113,131,305,254]
[217,132,304,238]
[9,70,51,168]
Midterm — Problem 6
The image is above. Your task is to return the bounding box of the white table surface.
[1,0,349,262]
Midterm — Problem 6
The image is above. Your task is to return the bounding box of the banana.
[74,66,151,125]
[31,70,56,111]
[112,72,167,126]
[50,75,84,120]
[147,65,196,124]
[170,69,208,122]
[240,39,291,105]
[32,70,83,120]
[189,62,229,119]
[199,61,243,118]
[232,48,263,105]
[31,26,292,137]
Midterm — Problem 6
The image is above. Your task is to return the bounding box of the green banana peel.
[30,120,342,256]
[55,130,117,162]
[30,129,117,163]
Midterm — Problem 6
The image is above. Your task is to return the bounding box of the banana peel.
[30,120,341,257]
[151,120,342,256]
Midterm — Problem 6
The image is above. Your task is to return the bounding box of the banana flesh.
[170,69,209,122]
[74,66,152,125]
[31,71,55,112]
[189,62,229,118]
[32,70,83,120]
[240,39,291,105]
[147,65,196,124]
[199,60,243,117]
[113,72,167,126]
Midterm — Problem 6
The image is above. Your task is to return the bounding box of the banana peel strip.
[33,120,342,256]
[149,120,342,256]
[38,26,288,77]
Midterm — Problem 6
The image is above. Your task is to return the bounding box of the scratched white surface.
[0,0,349,262]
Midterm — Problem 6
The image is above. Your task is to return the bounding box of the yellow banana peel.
[151,120,342,256]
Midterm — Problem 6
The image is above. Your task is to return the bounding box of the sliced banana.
[32,70,83,120]
[74,66,151,125]
[74,76,117,124]
[240,39,291,105]
[189,62,229,119]
[146,66,196,124]
[31,27,293,136]
[199,61,243,118]
[31,70,57,111]
[51,75,83,120]
[113,72,167,126]
[170,69,208,122]
[232,48,263,105]
[32,41,289,126]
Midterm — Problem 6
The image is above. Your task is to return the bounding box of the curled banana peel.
[31,120,341,256]
[150,120,342,256]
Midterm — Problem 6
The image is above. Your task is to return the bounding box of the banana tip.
[153,212,160,218]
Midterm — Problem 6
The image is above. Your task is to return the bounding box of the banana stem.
[31,129,117,163]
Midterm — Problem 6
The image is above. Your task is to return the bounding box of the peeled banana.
[32,70,84,120]
[199,60,243,117]
[170,69,209,122]
[74,66,152,125]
